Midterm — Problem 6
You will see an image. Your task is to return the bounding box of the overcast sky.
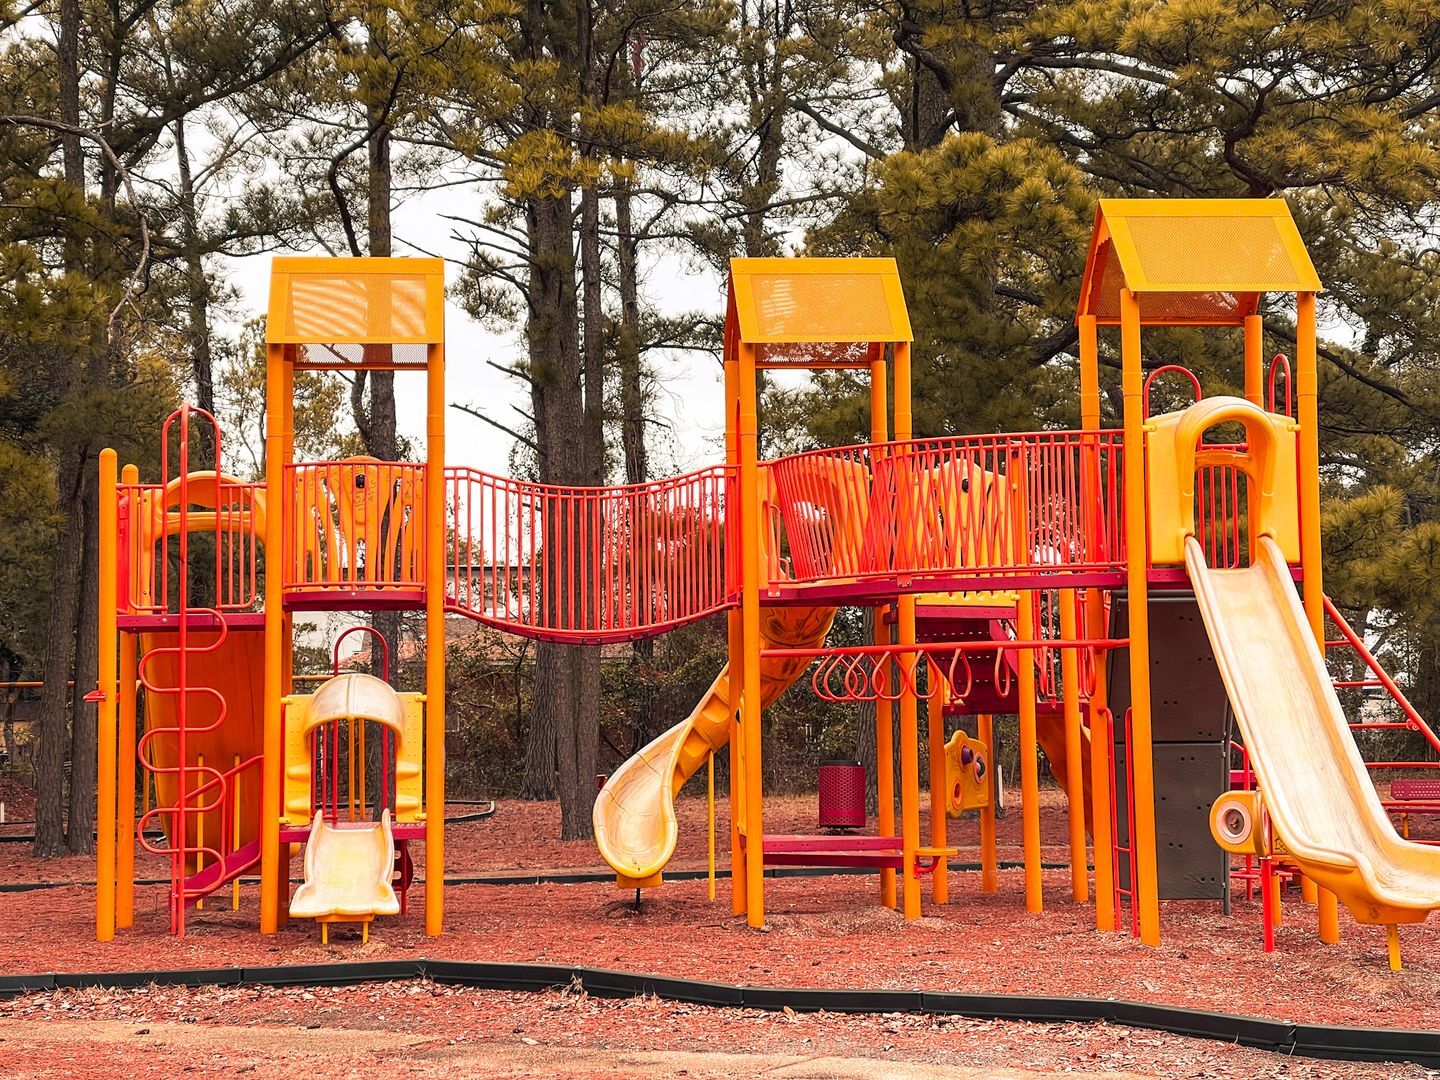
[220,190,739,479]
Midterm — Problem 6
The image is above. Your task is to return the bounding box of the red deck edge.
[118,612,266,631]
[284,588,426,612]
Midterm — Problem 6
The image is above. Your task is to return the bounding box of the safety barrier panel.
[446,465,735,642]
[119,479,265,615]
[283,460,426,598]
[769,430,1126,587]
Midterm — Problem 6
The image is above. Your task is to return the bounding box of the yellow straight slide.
[290,810,400,922]
[1187,534,1440,925]
[594,606,836,887]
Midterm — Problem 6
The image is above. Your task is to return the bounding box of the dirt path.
[1,983,1430,1080]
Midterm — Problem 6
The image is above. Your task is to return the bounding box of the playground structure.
[91,201,1440,970]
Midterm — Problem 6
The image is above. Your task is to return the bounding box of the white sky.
[221,193,740,478]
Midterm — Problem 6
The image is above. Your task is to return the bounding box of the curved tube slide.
[593,606,836,887]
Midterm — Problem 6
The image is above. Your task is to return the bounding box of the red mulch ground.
[3,789,1439,1077]
[0,777,36,821]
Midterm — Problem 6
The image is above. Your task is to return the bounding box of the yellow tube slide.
[1188,534,1440,925]
[594,606,835,887]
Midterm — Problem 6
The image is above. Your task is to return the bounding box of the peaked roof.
[727,258,912,361]
[1075,199,1321,326]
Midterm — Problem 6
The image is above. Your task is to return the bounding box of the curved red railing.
[1143,364,1203,420]
[768,430,1125,588]
[445,464,735,643]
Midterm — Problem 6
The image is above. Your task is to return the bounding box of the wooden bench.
[1387,778,1440,839]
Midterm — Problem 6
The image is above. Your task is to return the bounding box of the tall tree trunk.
[68,480,100,854]
[357,30,404,815]
[520,191,580,802]
[34,0,88,857]
[614,181,656,744]
[174,120,214,420]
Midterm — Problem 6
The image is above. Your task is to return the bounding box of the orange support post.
[1297,291,1341,945]
[977,713,999,893]
[1059,590,1088,903]
[725,350,747,917]
[260,342,285,934]
[871,356,896,910]
[1120,287,1161,946]
[1243,314,1264,406]
[1009,460,1042,913]
[117,610,138,929]
[738,340,766,928]
[927,660,948,905]
[875,620,896,909]
[425,337,447,936]
[1016,592,1042,913]
[96,448,118,942]
[1079,314,1115,930]
[893,341,922,921]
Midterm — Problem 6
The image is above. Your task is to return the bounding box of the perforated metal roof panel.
[1076,200,1321,327]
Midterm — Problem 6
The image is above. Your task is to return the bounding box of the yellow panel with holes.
[267,256,445,346]
[729,257,912,346]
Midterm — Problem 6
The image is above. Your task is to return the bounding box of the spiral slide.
[593,606,836,887]
[1188,534,1440,926]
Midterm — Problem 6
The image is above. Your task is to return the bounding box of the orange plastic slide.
[1188,534,1440,925]
[593,606,835,887]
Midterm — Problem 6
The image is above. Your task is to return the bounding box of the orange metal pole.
[977,713,998,892]
[1079,315,1100,431]
[1243,314,1264,406]
[725,348,746,917]
[259,343,286,934]
[1059,590,1087,903]
[1007,450,1042,913]
[1120,288,1161,946]
[1016,591,1042,913]
[1079,314,1116,930]
[876,621,896,909]
[1297,291,1341,945]
[425,338,447,936]
[871,355,896,909]
[738,340,766,928]
[893,341,922,921]
[117,612,138,929]
[927,660,948,905]
[96,448,119,942]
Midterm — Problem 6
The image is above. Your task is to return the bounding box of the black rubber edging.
[0,859,1069,894]
[1,960,1437,1069]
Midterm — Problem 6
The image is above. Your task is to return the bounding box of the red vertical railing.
[445,465,734,642]
[768,431,1125,587]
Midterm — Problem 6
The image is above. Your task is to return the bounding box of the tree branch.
[450,401,538,452]
[0,114,151,340]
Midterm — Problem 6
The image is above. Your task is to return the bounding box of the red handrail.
[1142,364,1202,420]
[768,430,1126,589]
[1324,595,1440,759]
[445,464,735,643]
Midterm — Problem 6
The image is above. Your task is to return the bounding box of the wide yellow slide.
[594,606,836,887]
[1188,534,1440,925]
[289,810,400,922]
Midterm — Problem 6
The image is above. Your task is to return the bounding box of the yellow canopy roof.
[727,257,912,366]
[1075,199,1321,327]
[267,257,445,364]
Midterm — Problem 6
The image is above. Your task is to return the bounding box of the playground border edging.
[2,960,1438,1069]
